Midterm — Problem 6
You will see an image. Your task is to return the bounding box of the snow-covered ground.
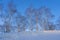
[0,31,60,40]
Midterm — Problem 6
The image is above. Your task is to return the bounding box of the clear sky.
[0,0,60,21]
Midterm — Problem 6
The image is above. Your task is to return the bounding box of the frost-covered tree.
[38,7,54,30]
[25,4,34,31]
[4,1,16,32]
[44,7,54,30]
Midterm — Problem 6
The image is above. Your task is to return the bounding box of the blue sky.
[0,0,60,21]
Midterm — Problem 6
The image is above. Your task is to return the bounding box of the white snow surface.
[0,31,60,40]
